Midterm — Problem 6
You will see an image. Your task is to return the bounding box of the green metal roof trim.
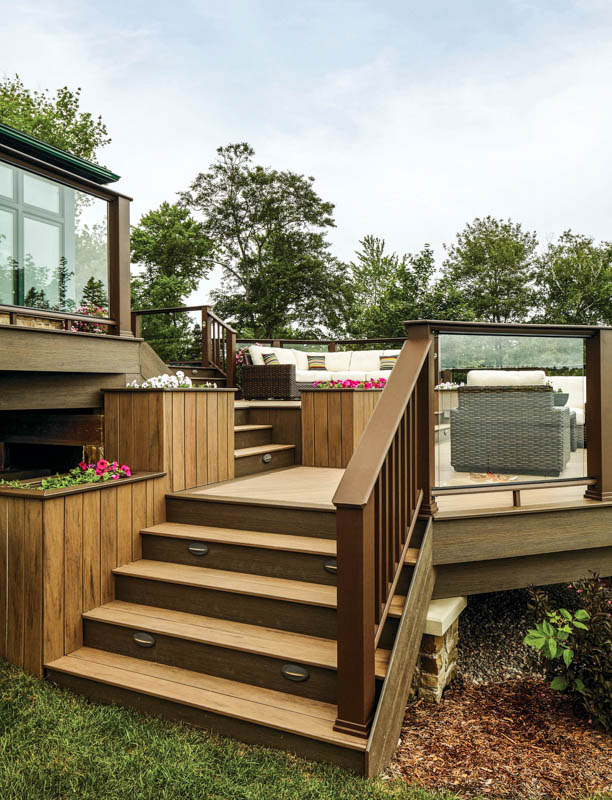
[0,122,120,184]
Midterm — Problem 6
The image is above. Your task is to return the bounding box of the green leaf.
[562,648,573,667]
[548,639,558,658]
[542,620,554,636]
[573,621,589,630]
[560,608,572,620]
[557,629,569,641]
[550,676,568,691]
[574,609,590,620]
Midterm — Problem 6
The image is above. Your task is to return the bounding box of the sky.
[2,0,612,303]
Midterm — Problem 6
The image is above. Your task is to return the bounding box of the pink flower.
[111,474,120,480]
[79,461,88,471]
[96,459,108,472]
[120,465,131,476]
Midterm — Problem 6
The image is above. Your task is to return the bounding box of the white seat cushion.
[466,369,546,387]
[249,345,296,366]
[349,350,385,371]
[571,407,585,425]
[548,376,586,410]
[324,351,352,372]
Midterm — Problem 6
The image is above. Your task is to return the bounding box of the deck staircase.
[234,405,296,477]
[44,482,433,775]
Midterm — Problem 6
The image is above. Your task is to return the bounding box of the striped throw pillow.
[307,354,327,370]
[263,352,280,366]
[379,354,398,370]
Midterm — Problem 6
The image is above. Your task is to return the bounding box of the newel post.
[334,499,376,738]
[108,196,133,337]
[585,328,612,501]
[201,306,210,368]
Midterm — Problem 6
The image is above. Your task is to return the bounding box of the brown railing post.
[409,325,438,515]
[328,341,337,352]
[201,306,210,368]
[226,329,237,388]
[585,328,612,501]
[108,196,133,337]
[334,498,376,738]
[131,311,142,338]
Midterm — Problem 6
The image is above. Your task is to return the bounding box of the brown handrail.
[0,303,117,331]
[332,328,437,738]
[131,305,237,387]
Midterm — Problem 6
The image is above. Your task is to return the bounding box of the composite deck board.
[83,601,390,678]
[234,444,296,458]
[113,560,337,607]
[140,523,336,556]
[234,425,273,432]
[46,648,367,750]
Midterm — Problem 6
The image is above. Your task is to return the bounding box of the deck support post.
[334,499,376,738]
[409,324,438,516]
[108,196,133,337]
[585,329,612,501]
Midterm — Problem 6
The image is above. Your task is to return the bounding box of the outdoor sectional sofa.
[241,345,400,399]
[450,370,574,477]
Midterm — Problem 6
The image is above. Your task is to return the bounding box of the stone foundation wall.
[15,315,63,330]
[0,312,9,325]
[411,619,459,702]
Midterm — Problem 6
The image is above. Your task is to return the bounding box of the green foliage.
[346,237,435,337]
[23,286,50,310]
[131,202,212,362]
[534,231,612,325]
[525,576,612,730]
[81,276,108,308]
[0,74,110,162]
[182,143,350,338]
[441,216,538,322]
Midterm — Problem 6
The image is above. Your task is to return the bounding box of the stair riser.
[235,448,295,477]
[83,620,338,703]
[234,428,273,449]
[141,535,337,585]
[45,671,366,774]
[234,408,250,426]
[166,497,336,538]
[114,575,338,639]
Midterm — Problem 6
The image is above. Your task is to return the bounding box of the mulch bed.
[390,677,612,799]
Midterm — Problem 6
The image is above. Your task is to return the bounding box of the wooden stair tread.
[113,560,337,608]
[234,424,273,432]
[140,522,336,556]
[389,594,406,618]
[234,444,296,458]
[404,548,419,566]
[46,648,367,750]
[83,600,389,678]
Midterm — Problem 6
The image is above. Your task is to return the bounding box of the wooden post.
[334,499,376,738]
[226,329,237,388]
[131,312,142,338]
[409,325,438,515]
[585,329,612,501]
[108,196,133,337]
[328,341,337,352]
[201,307,209,368]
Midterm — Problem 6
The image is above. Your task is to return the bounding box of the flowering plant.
[434,381,464,390]
[312,378,387,390]
[127,371,200,389]
[0,461,132,491]
[70,305,109,334]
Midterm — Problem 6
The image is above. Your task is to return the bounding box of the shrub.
[524,575,612,730]
[0,461,132,491]
[312,378,387,390]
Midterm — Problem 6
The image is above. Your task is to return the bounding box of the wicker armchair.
[241,363,299,400]
[450,385,571,477]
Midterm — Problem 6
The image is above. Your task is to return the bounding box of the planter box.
[103,388,235,493]
[0,472,165,677]
[301,389,382,468]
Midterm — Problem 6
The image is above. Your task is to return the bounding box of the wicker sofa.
[241,345,400,399]
[450,370,572,477]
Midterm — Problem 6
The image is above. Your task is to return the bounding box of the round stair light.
[281,663,310,682]
[323,558,338,574]
[133,631,155,648]
[188,543,209,556]
[262,453,272,463]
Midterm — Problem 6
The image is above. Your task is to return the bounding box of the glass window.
[0,158,109,314]
[23,172,60,213]
[0,163,13,199]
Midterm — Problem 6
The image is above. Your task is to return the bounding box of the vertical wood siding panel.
[153,475,168,525]
[43,497,65,663]
[23,500,43,676]
[118,394,134,468]
[301,392,315,466]
[146,479,155,526]
[218,393,229,481]
[196,393,208,487]
[314,393,329,467]
[0,495,7,659]
[148,391,163,472]
[172,392,186,492]
[164,393,174,489]
[116,484,133,566]
[100,488,117,604]
[327,392,343,468]
[104,392,120,462]
[207,393,219,484]
[82,491,101,614]
[227,394,235,480]
[131,393,149,472]
[184,392,197,489]
[64,494,83,654]
[7,498,25,667]
[131,481,147,561]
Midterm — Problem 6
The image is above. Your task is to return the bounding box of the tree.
[0,75,110,162]
[346,237,436,338]
[131,202,212,362]
[535,231,612,325]
[81,276,108,309]
[181,143,350,338]
[440,216,538,322]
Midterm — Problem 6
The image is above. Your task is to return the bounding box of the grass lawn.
[0,660,455,800]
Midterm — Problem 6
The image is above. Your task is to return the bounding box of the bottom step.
[46,647,367,772]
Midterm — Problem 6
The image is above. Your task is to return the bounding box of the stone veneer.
[411,596,466,703]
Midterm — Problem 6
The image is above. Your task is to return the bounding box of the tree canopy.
[0,74,110,162]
